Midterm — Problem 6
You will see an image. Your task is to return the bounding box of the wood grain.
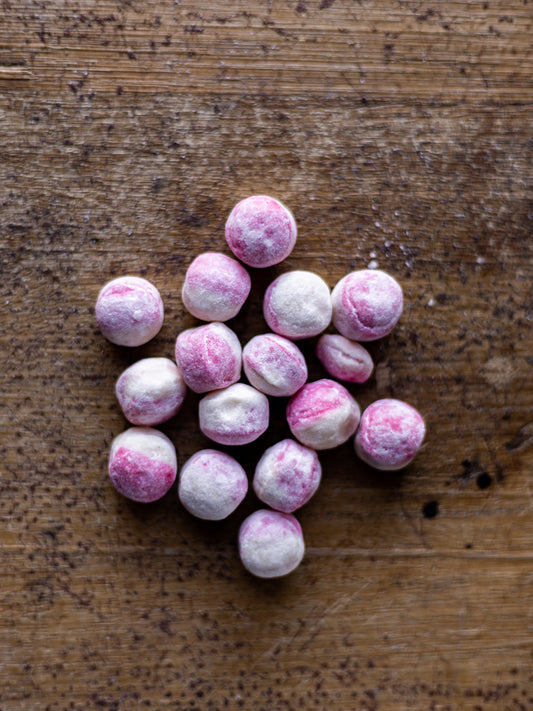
[1,1,532,709]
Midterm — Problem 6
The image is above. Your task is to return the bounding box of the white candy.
[199,383,270,446]
[238,509,305,578]
[263,270,332,340]
[115,357,186,426]
[178,449,248,520]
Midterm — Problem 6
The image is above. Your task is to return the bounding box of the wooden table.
[2,2,532,709]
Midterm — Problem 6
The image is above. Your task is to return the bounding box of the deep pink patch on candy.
[109,446,176,503]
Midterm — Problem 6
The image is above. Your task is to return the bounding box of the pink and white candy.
[181,252,251,322]
[199,383,269,446]
[225,195,297,268]
[243,333,308,397]
[316,334,374,383]
[263,270,332,340]
[238,509,305,578]
[108,427,177,503]
[287,378,361,450]
[115,357,186,426]
[178,449,248,520]
[175,322,242,394]
[253,439,321,514]
[354,398,425,471]
[96,276,164,347]
[331,269,403,341]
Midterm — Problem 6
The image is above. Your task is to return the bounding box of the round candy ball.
[253,439,321,514]
[263,270,332,340]
[108,427,177,503]
[199,383,269,446]
[243,333,308,397]
[225,195,297,268]
[316,334,374,384]
[115,357,186,426]
[287,378,361,450]
[354,398,426,471]
[178,449,248,520]
[331,269,403,341]
[238,509,305,578]
[96,276,164,347]
[181,252,251,322]
[175,322,242,394]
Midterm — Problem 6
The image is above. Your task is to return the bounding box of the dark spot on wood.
[422,500,439,518]
[476,472,492,489]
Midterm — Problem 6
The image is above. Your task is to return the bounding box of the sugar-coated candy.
[287,378,361,450]
[331,269,403,341]
[238,509,305,578]
[316,334,374,383]
[242,333,308,397]
[263,270,332,340]
[174,322,242,394]
[96,276,164,347]
[225,195,297,268]
[199,383,269,446]
[178,449,248,520]
[181,252,251,322]
[108,427,177,503]
[355,398,425,471]
[253,439,321,513]
[115,357,186,426]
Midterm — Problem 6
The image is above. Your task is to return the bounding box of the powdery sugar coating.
[355,398,426,471]
[115,357,186,426]
[225,195,297,268]
[253,439,321,514]
[199,383,269,446]
[108,427,177,503]
[238,509,305,578]
[96,276,164,347]
[175,322,242,394]
[316,334,374,384]
[263,270,332,340]
[243,333,308,397]
[178,449,248,520]
[287,378,361,450]
[331,269,403,341]
[181,252,251,322]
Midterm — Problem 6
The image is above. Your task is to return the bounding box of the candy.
[331,269,403,341]
[354,398,425,470]
[263,270,332,340]
[115,357,186,426]
[253,439,321,513]
[316,334,374,383]
[225,195,297,268]
[95,276,164,347]
[199,383,269,446]
[238,509,305,578]
[108,427,177,503]
[181,252,251,322]
[178,449,248,520]
[287,378,361,450]
[242,333,308,397]
[174,322,242,394]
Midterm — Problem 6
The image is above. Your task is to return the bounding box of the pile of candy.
[96,195,425,578]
